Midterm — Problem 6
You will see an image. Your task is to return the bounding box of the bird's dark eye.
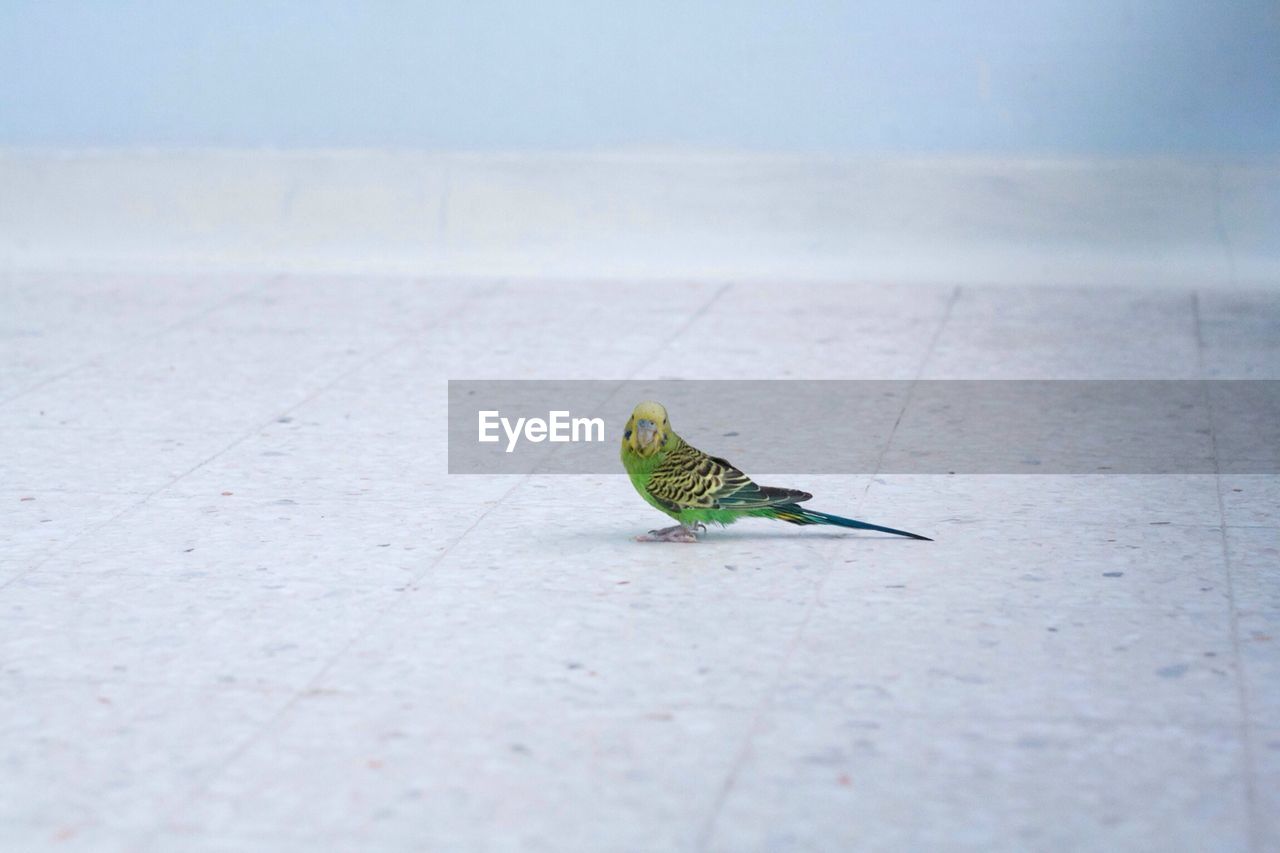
[623,429,632,439]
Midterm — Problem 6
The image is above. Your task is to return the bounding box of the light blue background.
[1,0,1277,154]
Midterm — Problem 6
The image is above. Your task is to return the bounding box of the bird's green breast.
[621,435,744,526]
[621,440,682,520]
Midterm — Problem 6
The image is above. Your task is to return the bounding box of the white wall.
[1,0,1277,155]
[4,150,1276,285]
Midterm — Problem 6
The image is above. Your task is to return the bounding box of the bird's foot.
[635,523,703,543]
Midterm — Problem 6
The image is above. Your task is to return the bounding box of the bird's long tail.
[768,505,932,541]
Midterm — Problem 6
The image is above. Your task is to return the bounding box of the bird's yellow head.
[622,401,671,458]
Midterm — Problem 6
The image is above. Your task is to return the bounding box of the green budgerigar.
[620,401,931,543]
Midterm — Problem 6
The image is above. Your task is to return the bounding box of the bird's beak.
[635,418,657,447]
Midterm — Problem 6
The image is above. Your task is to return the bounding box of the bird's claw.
[635,524,701,543]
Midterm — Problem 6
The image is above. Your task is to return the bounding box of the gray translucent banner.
[447,380,1279,475]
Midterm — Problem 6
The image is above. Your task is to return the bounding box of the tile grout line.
[1192,290,1261,853]
[696,283,962,851]
[658,281,735,352]
[0,280,506,593]
[122,279,518,849]
[0,669,1269,732]
[863,283,961,499]
[143,279,735,847]
[145,475,529,849]
[0,276,269,408]
[520,280,735,477]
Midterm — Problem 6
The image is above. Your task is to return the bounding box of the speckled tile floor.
[1,274,1277,852]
